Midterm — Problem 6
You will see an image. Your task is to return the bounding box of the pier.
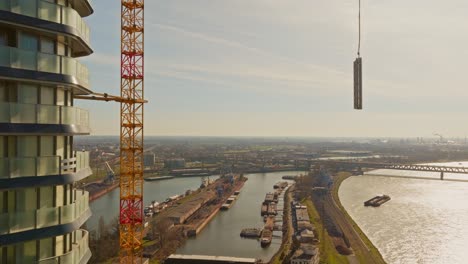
[165,254,259,264]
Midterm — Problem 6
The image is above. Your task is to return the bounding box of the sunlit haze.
[78,0,468,137]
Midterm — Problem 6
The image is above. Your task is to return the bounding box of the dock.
[144,175,175,181]
[166,254,259,264]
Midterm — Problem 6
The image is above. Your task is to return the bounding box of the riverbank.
[331,172,386,264]
[87,182,119,202]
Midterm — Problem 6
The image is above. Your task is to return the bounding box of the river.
[339,162,468,264]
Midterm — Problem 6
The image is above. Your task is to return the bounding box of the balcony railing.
[38,229,90,264]
[0,46,89,88]
[0,191,89,234]
[0,102,89,127]
[0,151,90,179]
[0,0,90,44]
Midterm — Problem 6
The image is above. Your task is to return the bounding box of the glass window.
[0,136,4,158]
[0,137,4,178]
[19,32,38,51]
[40,86,55,105]
[40,136,54,156]
[18,136,37,157]
[39,238,53,260]
[7,136,16,157]
[39,186,54,208]
[0,29,7,46]
[0,82,5,102]
[7,82,17,102]
[55,235,64,256]
[56,88,64,106]
[40,38,54,54]
[6,246,14,264]
[65,90,72,106]
[57,42,66,56]
[16,240,36,263]
[7,191,14,213]
[0,191,4,213]
[18,84,38,104]
[56,136,64,159]
[56,185,64,206]
[16,188,37,211]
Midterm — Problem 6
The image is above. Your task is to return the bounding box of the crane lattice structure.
[120,0,145,262]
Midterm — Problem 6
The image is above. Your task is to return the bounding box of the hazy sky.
[78,0,468,137]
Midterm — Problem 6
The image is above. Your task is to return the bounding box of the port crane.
[104,161,116,184]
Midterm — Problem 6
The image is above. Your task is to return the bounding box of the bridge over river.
[311,160,468,180]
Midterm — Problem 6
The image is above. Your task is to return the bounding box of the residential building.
[143,152,155,167]
[290,244,320,264]
[0,0,94,263]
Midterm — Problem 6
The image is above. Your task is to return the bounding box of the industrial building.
[164,158,186,169]
[143,152,156,167]
[165,192,213,224]
[0,1,94,263]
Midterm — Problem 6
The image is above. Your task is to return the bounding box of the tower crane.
[74,0,145,262]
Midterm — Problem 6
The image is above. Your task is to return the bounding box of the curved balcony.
[71,0,94,17]
[38,229,91,264]
[0,151,90,180]
[0,46,89,89]
[0,191,90,235]
[0,0,90,45]
[0,102,89,127]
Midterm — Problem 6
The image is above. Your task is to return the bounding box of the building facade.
[0,0,94,263]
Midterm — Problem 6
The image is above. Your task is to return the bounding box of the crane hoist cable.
[357,0,361,57]
[354,0,363,110]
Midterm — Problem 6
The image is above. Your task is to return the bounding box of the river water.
[339,162,468,264]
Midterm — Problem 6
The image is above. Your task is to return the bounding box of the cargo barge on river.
[364,195,391,207]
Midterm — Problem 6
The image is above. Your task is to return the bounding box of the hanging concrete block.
[354,57,362,109]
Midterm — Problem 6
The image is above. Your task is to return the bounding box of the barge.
[240,228,262,238]
[260,229,272,247]
[364,195,391,207]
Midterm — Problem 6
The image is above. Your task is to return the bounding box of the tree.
[88,217,120,263]
[152,218,174,248]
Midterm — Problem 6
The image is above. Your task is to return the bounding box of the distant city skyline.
[78,0,468,137]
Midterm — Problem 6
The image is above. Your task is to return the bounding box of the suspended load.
[354,57,362,109]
